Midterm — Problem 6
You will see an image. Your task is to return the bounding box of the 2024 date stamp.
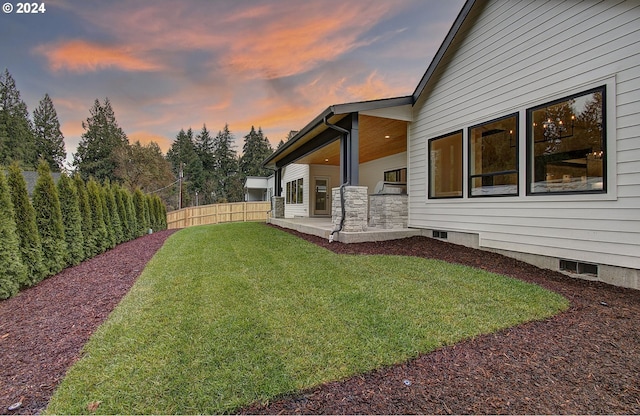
[3,2,47,14]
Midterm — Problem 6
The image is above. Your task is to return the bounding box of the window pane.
[429,131,463,198]
[297,178,304,203]
[469,114,518,197]
[291,180,297,204]
[286,182,291,204]
[528,87,605,194]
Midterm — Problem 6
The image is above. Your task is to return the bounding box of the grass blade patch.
[46,223,568,414]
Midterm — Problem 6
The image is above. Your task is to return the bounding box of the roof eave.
[262,95,413,168]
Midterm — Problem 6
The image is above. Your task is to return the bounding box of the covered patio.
[263,96,415,243]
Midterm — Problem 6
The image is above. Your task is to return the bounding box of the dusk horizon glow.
[1,0,465,166]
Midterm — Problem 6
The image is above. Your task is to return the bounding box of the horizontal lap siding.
[282,164,309,217]
[409,0,640,269]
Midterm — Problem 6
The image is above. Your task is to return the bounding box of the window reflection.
[528,87,605,194]
[429,131,463,198]
[469,114,518,197]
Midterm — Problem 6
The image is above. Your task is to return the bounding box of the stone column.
[271,196,285,218]
[332,186,368,232]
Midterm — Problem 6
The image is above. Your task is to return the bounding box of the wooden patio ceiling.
[295,115,408,166]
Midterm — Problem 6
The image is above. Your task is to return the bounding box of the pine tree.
[74,98,129,182]
[0,69,37,168]
[32,160,67,276]
[240,126,274,177]
[74,173,94,260]
[7,162,45,285]
[166,128,203,207]
[86,178,108,255]
[212,124,242,202]
[57,173,85,266]
[0,170,28,299]
[195,124,215,171]
[33,93,66,172]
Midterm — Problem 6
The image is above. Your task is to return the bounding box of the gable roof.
[412,0,477,101]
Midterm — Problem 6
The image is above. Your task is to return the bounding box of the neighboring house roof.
[3,170,63,196]
[244,176,273,189]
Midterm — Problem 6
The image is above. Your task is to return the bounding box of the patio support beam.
[350,113,359,185]
[275,168,282,196]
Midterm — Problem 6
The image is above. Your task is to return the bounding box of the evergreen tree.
[212,124,242,202]
[133,188,147,237]
[7,162,45,285]
[240,126,273,177]
[0,169,28,299]
[74,98,129,182]
[166,128,203,207]
[74,173,94,260]
[143,195,152,233]
[100,182,116,249]
[57,173,85,266]
[33,93,66,172]
[113,183,131,242]
[0,69,37,168]
[103,180,124,245]
[32,160,67,276]
[124,188,138,240]
[195,124,215,171]
[86,178,108,255]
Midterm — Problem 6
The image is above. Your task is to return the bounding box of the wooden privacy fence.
[166,201,271,229]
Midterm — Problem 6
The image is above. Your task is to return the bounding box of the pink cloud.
[35,40,163,73]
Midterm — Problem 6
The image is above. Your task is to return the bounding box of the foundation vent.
[432,230,448,239]
[559,259,598,276]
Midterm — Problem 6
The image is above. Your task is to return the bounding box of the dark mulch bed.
[0,230,177,415]
[1,224,638,415]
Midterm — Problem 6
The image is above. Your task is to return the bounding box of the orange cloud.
[224,2,392,79]
[36,40,162,73]
[128,131,173,154]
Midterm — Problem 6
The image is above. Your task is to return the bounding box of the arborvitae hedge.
[33,160,67,276]
[100,183,116,249]
[113,184,130,241]
[58,173,85,266]
[7,162,45,286]
[86,178,108,256]
[133,189,146,237]
[74,173,94,261]
[104,181,124,245]
[125,190,137,240]
[0,170,28,299]
[1,166,169,300]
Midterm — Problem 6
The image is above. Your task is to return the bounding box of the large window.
[286,178,303,204]
[469,113,518,197]
[527,86,606,194]
[429,131,463,198]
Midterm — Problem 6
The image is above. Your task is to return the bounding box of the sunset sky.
[1,0,465,165]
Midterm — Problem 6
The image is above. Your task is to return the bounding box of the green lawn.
[46,222,568,414]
